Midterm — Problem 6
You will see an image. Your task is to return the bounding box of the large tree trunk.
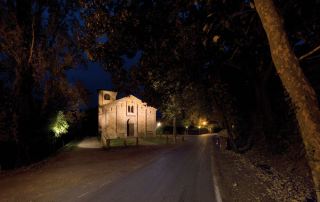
[254,0,320,199]
[12,64,34,166]
[173,117,177,143]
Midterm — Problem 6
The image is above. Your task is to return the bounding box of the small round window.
[104,94,110,100]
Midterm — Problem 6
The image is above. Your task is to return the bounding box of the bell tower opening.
[104,94,110,100]
[98,90,117,106]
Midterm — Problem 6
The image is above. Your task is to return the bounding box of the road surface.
[0,135,221,202]
[79,134,219,202]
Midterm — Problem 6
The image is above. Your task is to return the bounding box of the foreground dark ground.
[0,135,315,201]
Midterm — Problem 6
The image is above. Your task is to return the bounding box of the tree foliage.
[80,1,320,197]
[80,0,320,150]
[254,0,320,198]
[1,0,320,194]
[0,0,87,167]
[50,111,69,138]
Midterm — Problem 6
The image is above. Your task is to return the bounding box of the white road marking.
[78,191,89,198]
[210,137,223,202]
[99,179,113,188]
[212,170,223,202]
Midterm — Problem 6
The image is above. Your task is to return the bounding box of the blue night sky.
[65,9,144,108]
[66,51,142,108]
[66,62,112,107]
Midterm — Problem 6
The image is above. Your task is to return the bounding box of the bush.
[213,126,223,133]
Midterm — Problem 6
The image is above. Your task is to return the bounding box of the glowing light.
[50,111,69,138]
[198,125,201,129]
[157,122,162,127]
[185,126,189,129]
[202,121,207,126]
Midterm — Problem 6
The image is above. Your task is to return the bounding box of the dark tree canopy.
[80,0,320,152]
[0,0,88,167]
[1,0,320,197]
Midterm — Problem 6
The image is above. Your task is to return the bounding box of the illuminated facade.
[98,90,157,145]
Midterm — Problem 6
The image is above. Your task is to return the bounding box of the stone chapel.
[98,90,157,145]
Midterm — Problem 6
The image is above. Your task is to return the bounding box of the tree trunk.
[211,80,240,151]
[254,74,277,146]
[173,117,177,143]
[254,0,320,199]
[12,64,34,167]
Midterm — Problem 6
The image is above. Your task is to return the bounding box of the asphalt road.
[78,134,220,202]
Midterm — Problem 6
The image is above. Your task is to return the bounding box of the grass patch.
[107,135,184,148]
[109,138,125,147]
[140,136,167,145]
[109,138,137,147]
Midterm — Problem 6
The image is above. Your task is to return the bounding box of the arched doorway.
[127,119,134,137]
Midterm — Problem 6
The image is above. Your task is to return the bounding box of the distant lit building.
[98,90,157,145]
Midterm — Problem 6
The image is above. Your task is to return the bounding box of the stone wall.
[146,107,156,135]
[137,105,147,136]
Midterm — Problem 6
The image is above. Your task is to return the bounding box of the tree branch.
[28,17,35,64]
[299,44,320,61]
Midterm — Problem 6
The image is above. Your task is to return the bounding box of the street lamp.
[156,122,162,136]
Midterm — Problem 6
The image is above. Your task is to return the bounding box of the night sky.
[66,51,142,107]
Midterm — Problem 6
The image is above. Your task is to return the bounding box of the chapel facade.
[98,90,157,145]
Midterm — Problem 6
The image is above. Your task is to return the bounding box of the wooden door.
[127,123,134,136]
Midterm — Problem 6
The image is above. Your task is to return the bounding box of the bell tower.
[98,90,117,106]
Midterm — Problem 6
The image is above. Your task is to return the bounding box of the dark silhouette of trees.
[1,0,319,197]
[0,0,87,168]
[79,0,213,135]
[80,0,320,197]
[254,0,320,198]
